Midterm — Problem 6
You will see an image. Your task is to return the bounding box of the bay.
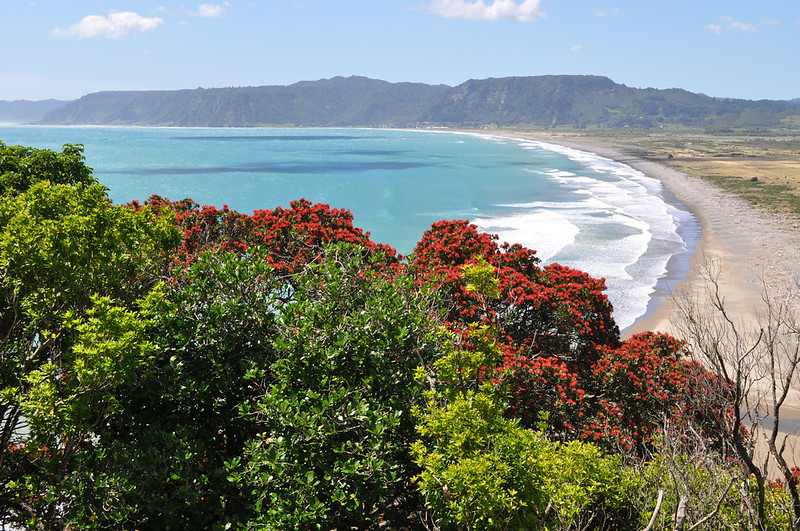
[0,126,696,331]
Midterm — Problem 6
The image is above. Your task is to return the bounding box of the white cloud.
[594,7,619,17]
[569,44,583,52]
[762,19,780,26]
[428,0,544,22]
[52,11,164,39]
[708,16,759,34]
[730,20,757,33]
[191,2,231,18]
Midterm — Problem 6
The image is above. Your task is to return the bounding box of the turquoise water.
[0,126,696,330]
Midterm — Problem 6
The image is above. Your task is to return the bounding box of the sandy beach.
[617,150,800,337]
[484,131,800,339]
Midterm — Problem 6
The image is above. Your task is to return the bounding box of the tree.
[0,142,96,196]
[409,218,618,362]
[674,260,800,530]
[0,180,178,528]
[411,321,638,530]
[409,219,712,454]
[229,244,439,529]
[59,248,281,529]
[144,195,399,278]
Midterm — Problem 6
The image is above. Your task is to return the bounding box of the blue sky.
[2,0,798,101]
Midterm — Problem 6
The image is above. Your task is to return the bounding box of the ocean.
[0,126,697,331]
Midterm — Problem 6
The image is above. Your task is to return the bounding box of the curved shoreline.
[476,130,800,338]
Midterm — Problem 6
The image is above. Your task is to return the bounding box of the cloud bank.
[53,12,164,39]
[428,0,544,22]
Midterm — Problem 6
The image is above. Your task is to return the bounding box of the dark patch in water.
[338,150,411,157]
[96,160,433,176]
[172,135,372,142]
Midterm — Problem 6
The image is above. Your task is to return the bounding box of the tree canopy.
[0,142,795,530]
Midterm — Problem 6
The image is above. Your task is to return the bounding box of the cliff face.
[31,75,800,129]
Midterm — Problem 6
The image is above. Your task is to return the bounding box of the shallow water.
[0,126,696,330]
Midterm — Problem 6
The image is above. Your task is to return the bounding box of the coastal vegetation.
[3,141,800,529]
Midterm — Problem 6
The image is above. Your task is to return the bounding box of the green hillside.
[32,75,800,129]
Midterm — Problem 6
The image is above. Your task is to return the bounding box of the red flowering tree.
[409,220,618,354]
[585,331,733,452]
[141,195,399,279]
[409,219,720,451]
[134,196,723,455]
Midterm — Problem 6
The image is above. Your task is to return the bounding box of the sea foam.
[473,137,691,331]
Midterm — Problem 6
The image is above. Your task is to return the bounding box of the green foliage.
[412,327,638,530]
[541,441,632,527]
[462,256,501,300]
[8,294,158,529]
[20,295,154,441]
[64,248,282,529]
[412,391,548,530]
[229,244,439,529]
[0,181,178,325]
[0,164,178,527]
[431,325,501,400]
[412,390,637,530]
[0,141,96,195]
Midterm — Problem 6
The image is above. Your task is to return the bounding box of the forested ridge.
[18,75,800,129]
[2,141,800,529]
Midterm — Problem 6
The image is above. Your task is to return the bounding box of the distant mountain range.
[0,99,69,124]
[3,75,800,129]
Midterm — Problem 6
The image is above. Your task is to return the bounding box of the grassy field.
[531,127,800,219]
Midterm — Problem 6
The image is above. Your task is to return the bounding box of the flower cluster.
[142,195,399,277]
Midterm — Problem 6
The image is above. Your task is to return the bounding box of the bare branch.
[641,488,664,531]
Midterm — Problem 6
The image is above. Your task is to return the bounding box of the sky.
[2,0,799,102]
